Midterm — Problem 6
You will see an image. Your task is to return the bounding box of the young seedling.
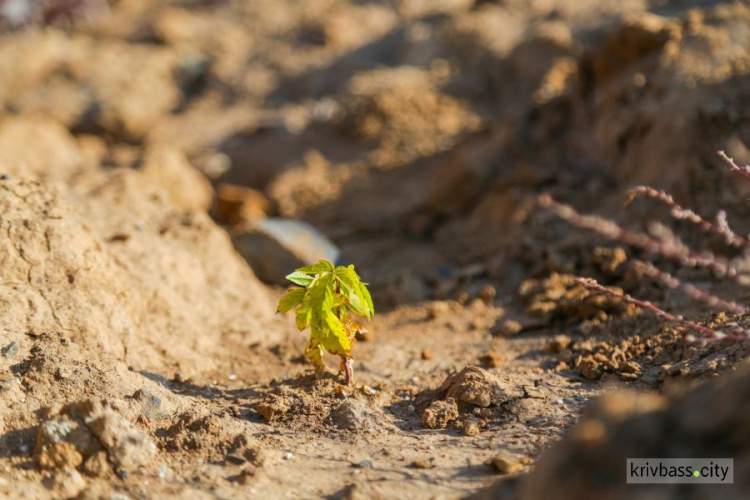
[276,260,374,385]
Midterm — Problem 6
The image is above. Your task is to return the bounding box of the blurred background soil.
[2,0,750,498]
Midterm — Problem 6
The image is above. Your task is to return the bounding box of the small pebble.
[493,320,522,337]
[554,399,563,405]
[575,395,586,402]
[0,174,10,181]
[547,334,572,353]
[463,418,482,437]
[157,466,168,479]
[357,459,373,468]
[18,445,28,454]
[283,452,294,460]
[563,398,574,405]
[2,342,19,359]
[228,374,237,381]
[410,458,432,469]
[407,405,415,413]
[484,453,523,474]
[477,284,496,303]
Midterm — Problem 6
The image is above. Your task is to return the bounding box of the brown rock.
[441,366,524,407]
[330,399,380,431]
[410,458,434,469]
[67,399,155,472]
[427,301,453,319]
[34,418,97,471]
[477,285,497,303]
[37,442,83,471]
[463,417,483,436]
[547,335,572,353]
[480,352,503,368]
[485,452,523,474]
[214,183,271,227]
[578,356,603,380]
[493,320,522,337]
[421,398,459,429]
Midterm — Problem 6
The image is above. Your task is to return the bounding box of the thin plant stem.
[634,260,747,315]
[575,277,747,341]
[625,186,748,247]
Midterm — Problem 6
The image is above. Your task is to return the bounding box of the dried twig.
[633,260,747,315]
[719,150,750,180]
[575,277,746,341]
[538,194,750,285]
[625,186,748,247]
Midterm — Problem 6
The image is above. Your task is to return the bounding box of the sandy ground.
[3,0,750,498]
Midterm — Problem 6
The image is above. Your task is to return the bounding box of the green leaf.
[334,265,373,319]
[337,283,366,317]
[358,281,375,319]
[334,266,363,313]
[277,288,306,313]
[296,260,334,275]
[306,274,334,312]
[286,271,314,287]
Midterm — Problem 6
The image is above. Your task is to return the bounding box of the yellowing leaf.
[277,288,306,313]
[321,328,351,357]
[358,282,375,319]
[305,338,324,366]
[295,304,312,330]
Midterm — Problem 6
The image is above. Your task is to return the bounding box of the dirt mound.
[254,374,395,434]
[0,119,279,498]
[514,362,750,499]
[417,366,524,432]
[0,170,275,372]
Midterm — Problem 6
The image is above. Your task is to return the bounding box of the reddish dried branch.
[538,194,750,285]
[625,186,749,247]
[719,150,750,180]
[634,260,747,315]
[575,277,745,341]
